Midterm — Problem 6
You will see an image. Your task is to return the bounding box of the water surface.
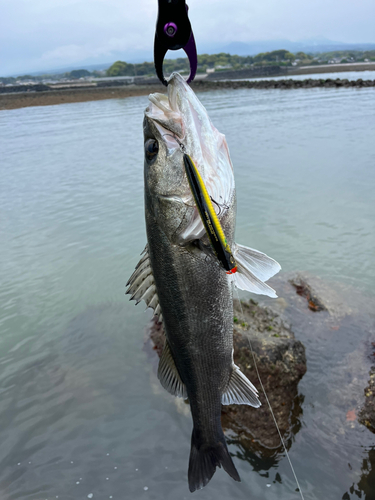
[1,86,375,499]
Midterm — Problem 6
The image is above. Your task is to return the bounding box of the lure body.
[183,153,237,274]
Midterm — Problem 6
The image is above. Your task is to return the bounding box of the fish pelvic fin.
[231,243,281,298]
[188,429,240,492]
[222,364,261,407]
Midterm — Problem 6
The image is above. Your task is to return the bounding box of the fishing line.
[233,287,305,500]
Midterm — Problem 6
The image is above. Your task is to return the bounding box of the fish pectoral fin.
[232,243,281,298]
[126,245,161,318]
[222,365,261,408]
[158,341,188,399]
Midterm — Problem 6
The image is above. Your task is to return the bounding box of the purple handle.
[183,33,197,84]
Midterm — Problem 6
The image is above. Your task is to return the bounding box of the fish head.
[143,72,235,244]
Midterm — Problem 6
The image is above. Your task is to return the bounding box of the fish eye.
[145,139,159,162]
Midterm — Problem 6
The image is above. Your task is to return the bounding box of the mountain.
[9,38,375,77]
[218,39,375,55]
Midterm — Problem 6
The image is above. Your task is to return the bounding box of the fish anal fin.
[222,365,261,408]
[157,341,188,399]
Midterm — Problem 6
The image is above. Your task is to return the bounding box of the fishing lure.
[183,153,237,274]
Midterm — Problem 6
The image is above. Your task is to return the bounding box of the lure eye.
[145,139,159,162]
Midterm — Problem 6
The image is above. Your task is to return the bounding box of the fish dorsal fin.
[222,364,261,408]
[158,341,188,399]
[231,243,281,298]
[126,245,162,320]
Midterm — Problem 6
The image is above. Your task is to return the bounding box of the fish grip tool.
[183,153,237,274]
[154,0,197,86]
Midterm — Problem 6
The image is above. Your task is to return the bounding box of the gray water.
[0,86,375,499]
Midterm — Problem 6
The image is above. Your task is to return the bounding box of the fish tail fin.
[188,429,240,492]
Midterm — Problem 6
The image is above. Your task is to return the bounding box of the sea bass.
[127,73,280,491]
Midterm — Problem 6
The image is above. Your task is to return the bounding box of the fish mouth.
[145,74,188,141]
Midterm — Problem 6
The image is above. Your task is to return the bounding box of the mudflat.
[0,84,165,111]
[1,76,374,111]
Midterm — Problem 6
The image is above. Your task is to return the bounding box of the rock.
[221,299,306,456]
[189,79,375,93]
[289,274,327,312]
[148,296,307,457]
[269,272,375,437]
[148,270,375,456]
[286,271,375,319]
[358,368,375,433]
[341,448,375,498]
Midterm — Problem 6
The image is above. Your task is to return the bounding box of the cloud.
[40,36,148,65]
[1,0,375,75]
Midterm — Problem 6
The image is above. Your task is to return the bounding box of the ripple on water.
[0,89,375,499]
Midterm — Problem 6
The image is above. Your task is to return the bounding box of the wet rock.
[358,368,375,433]
[149,297,307,457]
[148,271,375,456]
[0,83,51,94]
[283,271,375,319]
[192,78,375,91]
[269,272,375,438]
[342,448,375,499]
[289,274,327,312]
[221,299,306,456]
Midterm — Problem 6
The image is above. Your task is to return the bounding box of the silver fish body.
[128,73,281,491]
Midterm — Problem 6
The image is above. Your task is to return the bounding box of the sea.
[0,70,375,499]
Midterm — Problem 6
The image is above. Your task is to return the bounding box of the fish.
[126,73,281,492]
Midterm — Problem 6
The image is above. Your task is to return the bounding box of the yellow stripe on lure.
[183,153,237,274]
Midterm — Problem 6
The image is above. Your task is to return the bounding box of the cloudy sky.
[1,0,375,76]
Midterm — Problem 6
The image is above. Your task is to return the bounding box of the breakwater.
[1,78,374,110]
[206,65,286,80]
[193,78,375,90]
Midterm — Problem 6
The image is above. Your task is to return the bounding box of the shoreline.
[1,76,374,111]
[0,84,165,111]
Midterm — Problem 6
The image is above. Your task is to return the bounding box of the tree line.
[106,50,299,77]
[2,50,374,83]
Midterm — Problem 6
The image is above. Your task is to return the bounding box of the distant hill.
[220,40,375,56]
[28,62,114,77]
[5,39,375,77]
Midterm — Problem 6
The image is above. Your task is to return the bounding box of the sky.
[1,0,375,76]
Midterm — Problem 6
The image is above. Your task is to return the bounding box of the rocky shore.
[359,367,375,433]
[222,299,306,456]
[193,78,375,90]
[1,77,374,111]
[147,271,375,459]
[149,290,307,457]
